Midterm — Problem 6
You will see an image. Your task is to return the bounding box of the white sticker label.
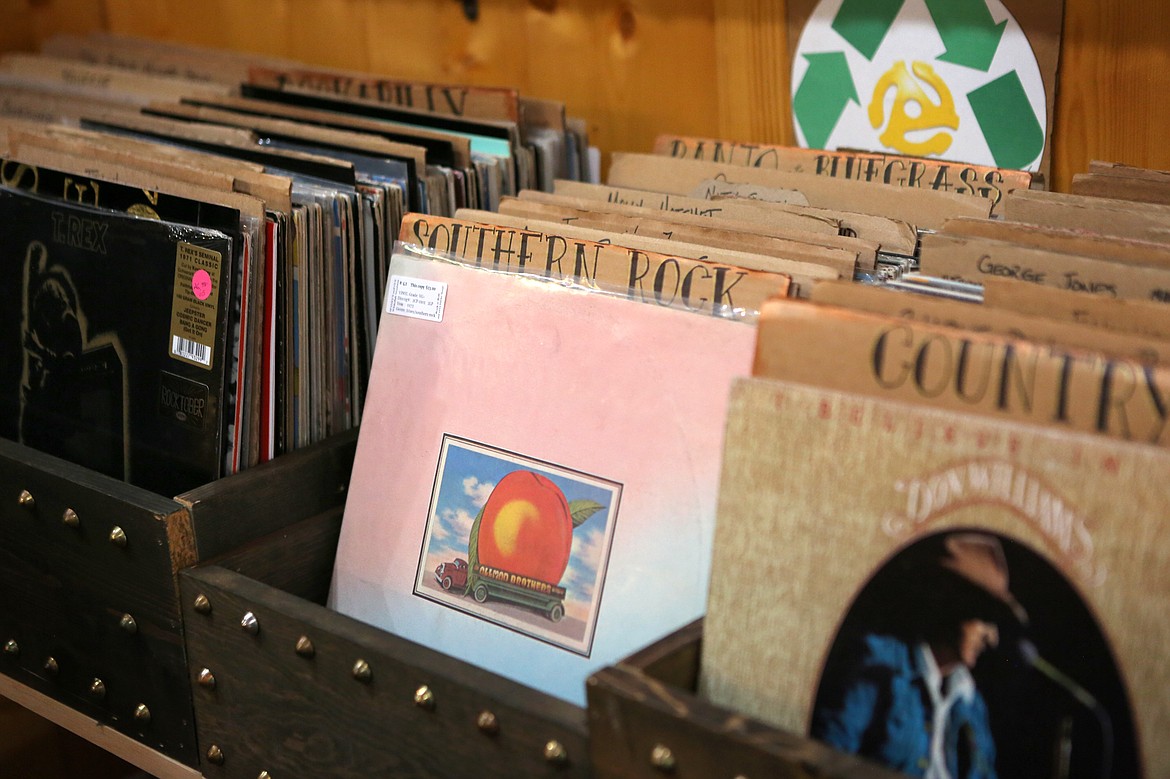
[387,275,447,322]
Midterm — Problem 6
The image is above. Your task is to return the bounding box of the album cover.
[0,185,234,495]
[702,377,1167,778]
[330,247,756,705]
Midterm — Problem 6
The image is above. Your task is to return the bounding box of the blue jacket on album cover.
[812,633,998,779]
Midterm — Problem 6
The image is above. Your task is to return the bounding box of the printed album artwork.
[331,248,755,705]
[0,185,234,496]
[703,378,1168,778]
[416,435,620,656]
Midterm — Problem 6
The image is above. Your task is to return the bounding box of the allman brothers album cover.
[332,248,756,705]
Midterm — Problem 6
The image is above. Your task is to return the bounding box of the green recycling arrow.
[832,0,904,61]
[793,52,859,150]
[925,0,1006,72]
[968,71,1043,169]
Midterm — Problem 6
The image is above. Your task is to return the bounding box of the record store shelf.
[3,1,1170,776]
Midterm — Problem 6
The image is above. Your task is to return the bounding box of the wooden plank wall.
[2,0,1168,193]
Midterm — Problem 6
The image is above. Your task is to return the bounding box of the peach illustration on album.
[416,435,621,656]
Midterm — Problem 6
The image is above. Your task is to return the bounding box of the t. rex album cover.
[0,185,234,496]
[330,246,756,705]
[703,376,1168,778]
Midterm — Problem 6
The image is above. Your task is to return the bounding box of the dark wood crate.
[0,430,356,767]
[586,620,905,779]
[181,509,591,778]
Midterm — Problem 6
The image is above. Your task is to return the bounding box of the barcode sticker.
[172,335,212,367]
[387,275,447,322]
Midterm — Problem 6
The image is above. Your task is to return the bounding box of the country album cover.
[0,185,235,496]
[330,246,756,705]
[702,376,1168,778]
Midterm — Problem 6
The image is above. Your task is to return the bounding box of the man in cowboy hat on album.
[812,532,1028,779]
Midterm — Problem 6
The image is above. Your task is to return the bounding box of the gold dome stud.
[476,710,500,736]
[412,684,434,709]
[650,743,676,772]
[544,740,569,765]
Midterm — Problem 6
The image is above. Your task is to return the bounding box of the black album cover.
[0,154,250,476]
[0,185,235,496]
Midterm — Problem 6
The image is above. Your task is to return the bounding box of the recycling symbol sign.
[792,0,1047,171]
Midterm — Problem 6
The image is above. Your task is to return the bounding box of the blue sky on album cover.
[427,441,616,600]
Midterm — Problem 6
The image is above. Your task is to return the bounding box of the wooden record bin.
[586,621,903,779]
[179,509,590,779]
[0,430,357,769]
[178,508,899,779]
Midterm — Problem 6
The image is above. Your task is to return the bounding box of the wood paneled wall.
[3,0,1168,192]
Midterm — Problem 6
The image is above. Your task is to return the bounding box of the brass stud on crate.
[650,743,676,773]
[193,594,212,615]
[351,659,372,683]
[543,740,569,766]
[476,710,500,736]
[294,635,315,658]
[42,657,58,676]
[412,684,435,710]
[119,613,138,635]
[257,772,272,779]
[206,745,225,765]
[198,668,217,690]
[17,489,34,509]
[90,678,106,700]
[61,508,79,528]
[3,640,18,657]
[108,526,128,548]
[133,703,151,725]
[240,611,260,636]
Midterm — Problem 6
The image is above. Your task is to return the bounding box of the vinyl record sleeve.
[330,248,756,705]
[703,377,1167,778]
[0,185,234,495]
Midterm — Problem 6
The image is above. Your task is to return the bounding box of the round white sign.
[791,0,1047,171]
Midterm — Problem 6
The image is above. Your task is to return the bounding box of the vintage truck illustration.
[470,562,567,622]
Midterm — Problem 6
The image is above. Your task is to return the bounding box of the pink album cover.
[330,247,756,705]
